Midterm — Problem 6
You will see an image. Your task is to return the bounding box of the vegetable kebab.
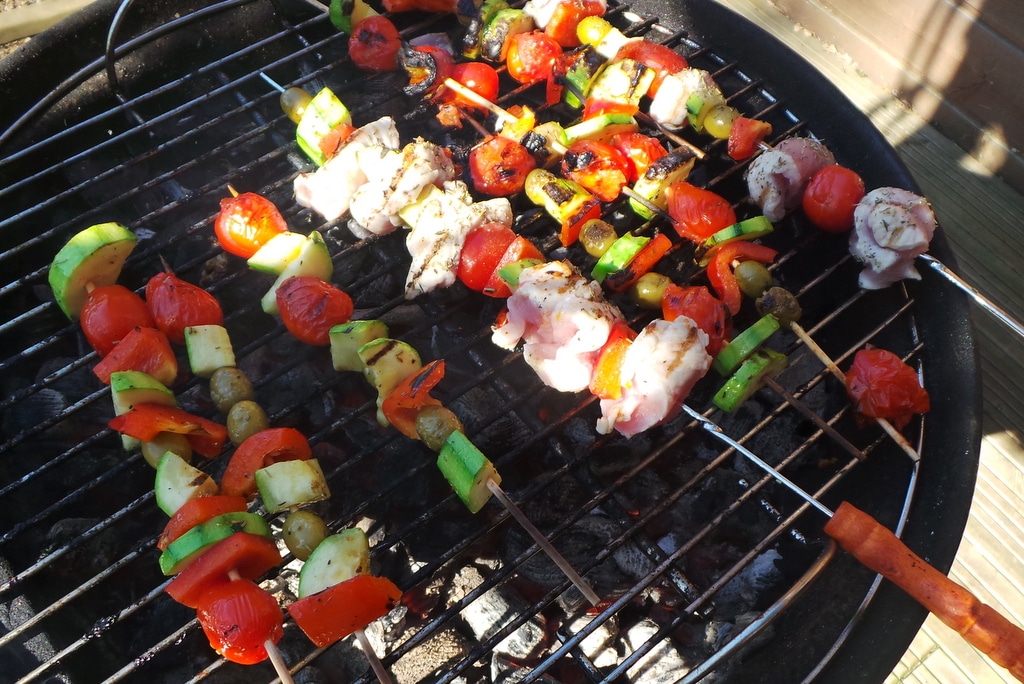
[48,223,403,682]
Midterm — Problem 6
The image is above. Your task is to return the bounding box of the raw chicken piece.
[293,117,400,221]
[596,317,711,437]
[648,68,724,129]
[349,138,456,237]
[849,187,937,289]
[404,181,513,299]
[492,261,624,393]
[745,137,835,221]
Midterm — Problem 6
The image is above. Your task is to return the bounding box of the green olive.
[756,287,803,328]
[415,405,464,452]
[209,367,256,414]
[734,260,773,299]
[579,219,618,258]
[703,104,740,140]
[280,86,313,124]
[226,400,270,445]
[141,432,192,469]
[282,510,330,561]
[629,272,671,310]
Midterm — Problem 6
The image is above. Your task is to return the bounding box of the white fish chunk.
[745,137,835,221]
[849,187,937,289]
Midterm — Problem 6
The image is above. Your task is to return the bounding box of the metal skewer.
[918,253,1024,339]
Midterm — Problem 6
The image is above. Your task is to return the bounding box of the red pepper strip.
[157,494,248,551]
[288,574,403,648]
[108,403,228,458]
[221,427,312,499]
[92,326,177,386]
[728,117,773,161]
[706,242,778,316]
[381,360,445,440]
[605,234,673,292]
[560,198,602,247]
[589,320,636,400]
[165,532,281,608]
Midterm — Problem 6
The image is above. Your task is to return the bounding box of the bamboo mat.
[715,1,1024,681]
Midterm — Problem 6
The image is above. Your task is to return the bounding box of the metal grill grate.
[0,0,979,682]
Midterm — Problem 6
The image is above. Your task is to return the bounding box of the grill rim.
[0,0,982,682]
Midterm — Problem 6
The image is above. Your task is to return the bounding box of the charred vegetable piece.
[845,348,931,430]
[630,148,698,220]
[255,459,331,514]
[48,222,137,320]
[154,451,219,516]
[399,44,455,98]
[605,233,674,292]
[436,429,501,513]
[165,532,282,609]
[159,511,271,575]
[480,8,535,63]
[381,360,445,440]
[296,88,352,166]
[214,191,289,259]
[591,233,649,283]
[298,528,371,598]
[550,44,605,107]
[288,574,403,648]
[587,58,654,108]
[329,0,379,33]
[358,338,423,426]
[713,348,788,412]
[109,403,228,458]
[523,168,602,246]
[560,138,631,202]
[462,0,509,59]
[329,320,389,373]
[712,314,780,376]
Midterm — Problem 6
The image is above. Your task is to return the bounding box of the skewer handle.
[486,479,601,606]
[918,254,1024,340]
[825,502,1024,681]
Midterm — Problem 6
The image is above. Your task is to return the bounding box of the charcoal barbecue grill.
[0,0,982,682]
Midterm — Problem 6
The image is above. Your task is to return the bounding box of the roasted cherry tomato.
[469,136,537,197]
[662,284,730,356]
[727,117,773,161]
[544,0,605,47]
[613,40,688,96]
[80,284,155,356]
[457,223,517,292]
[666,181,738,243]
[560,139,631,203]
[802,164,866,233]
[610,131,668,184]
[275,276,354,346]
[440,62,500,110]
[214,191,289,258]
[196,577,284,665]
[506,31,562,85]
[845,348,930,429]
[145,271,224,346]
[349,16,401,72]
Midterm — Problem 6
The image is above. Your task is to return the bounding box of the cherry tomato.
[348,16,401,72]
[482,235,544,298]
[506,31,562,85]
[802,164,866,233]
[560,139,631,203]
[727,117,773,161]
[196,577,284,665]
[145,271,224,346]
[613,40,688,96]
[661,284,730,356]
[214,191,289,258]
[440,62,500,110]
[275,276,354,346]
[845,348,930,429]
[80,285,155,356]
[544,0,605,47]
[469,136,537,197]
[610,132,668,184]
[457,223,517,292]
[666,182,738,243]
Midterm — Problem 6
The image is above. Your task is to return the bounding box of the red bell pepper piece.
[157,494,248,551]
[381,360,445,440]
[288,574,403,647]
[662,284,731,356]
[108,403,228,458]
[483,235,545,298]
[165,532,281,608]
[605,234,673,292]
[220,427,312,499]
[728,117,773,161]
[706,241,778,316]
[92,326,178,386]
